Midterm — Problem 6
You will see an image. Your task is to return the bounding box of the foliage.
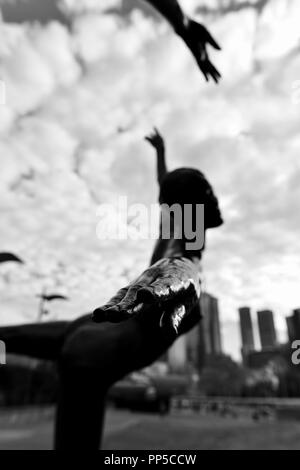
[199,354,245,397]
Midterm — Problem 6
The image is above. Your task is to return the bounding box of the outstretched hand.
[92,257,201,337]
[145,128,165,153]
[186,21,221,83]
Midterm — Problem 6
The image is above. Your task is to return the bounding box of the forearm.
[112,315,175,380]
[0,322,69,361]
[145,0,187,35]
[156,147,167,185]
[60,317,174,385]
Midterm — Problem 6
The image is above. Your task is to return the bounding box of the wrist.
[157,146,165,156]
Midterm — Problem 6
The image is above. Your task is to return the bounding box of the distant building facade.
[239,307,255,356]
[198,293,222,357]
[246,347,283,369]
[186,292,223,372]
[168,336,188,372]
[257,310,277,349]
[286,309,300,343]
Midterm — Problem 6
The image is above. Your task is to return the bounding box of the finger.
[94,308,131,324]
[201,59,220,84]
[209,61,221,78]
[113,263,157,308]
[205,30,221,50]
[211,72,220,84]
[207,62,221,84]
[92,287,128,322]
[200,65,209,82]
[208,71,218,84]
[111,284,160,321]
[96,287,128,311]
[116,284,146,313]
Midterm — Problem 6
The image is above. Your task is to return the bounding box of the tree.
[200,355,245,397]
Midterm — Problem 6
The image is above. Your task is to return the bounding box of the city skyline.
[238,304,299,356]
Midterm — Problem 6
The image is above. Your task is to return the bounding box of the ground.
[0,407,300,450]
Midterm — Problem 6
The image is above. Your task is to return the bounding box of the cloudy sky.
[0,0,299,359]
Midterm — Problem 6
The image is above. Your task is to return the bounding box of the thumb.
[206,30,221,50]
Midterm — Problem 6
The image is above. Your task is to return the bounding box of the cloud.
[0,0,299,361]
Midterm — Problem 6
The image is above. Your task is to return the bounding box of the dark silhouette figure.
[0,253,24,265]
[144,0,221,82]
[144,128,223,265]
[0,130,223,449]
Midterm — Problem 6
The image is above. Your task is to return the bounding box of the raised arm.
[144,0,221,83]
[145,0,186,33]
[145,128,168,186]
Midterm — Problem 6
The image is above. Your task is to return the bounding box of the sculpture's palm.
[93,257,201,336]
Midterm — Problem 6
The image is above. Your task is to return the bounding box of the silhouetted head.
[159,168,223,229]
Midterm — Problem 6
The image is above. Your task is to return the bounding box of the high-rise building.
[293,309,300,337]
[168,336,187,372]
[210,296,222,355]
[246,347,283,369]
[200,293,222,356]
[239,307,255,355]
[186,293,223,372]
[286,316,297,342]
[257,310,277,349]
[286,309,300,343]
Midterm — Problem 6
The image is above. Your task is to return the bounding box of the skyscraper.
[257,310,277,349]
[168,336,187,372]
[293,309,300,337]
[200,293,222,356]
[286,309,300,342]
[186,293,223,372]
[286,315,297,342]
[239,307,255,354]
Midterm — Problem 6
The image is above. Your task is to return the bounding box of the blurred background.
[0,0,300,450]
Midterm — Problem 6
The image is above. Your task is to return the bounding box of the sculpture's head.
[159,168,223,230]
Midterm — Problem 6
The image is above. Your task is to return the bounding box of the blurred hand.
[145,128,165,154]
[92,257,201,336]
[186,21,221,83]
